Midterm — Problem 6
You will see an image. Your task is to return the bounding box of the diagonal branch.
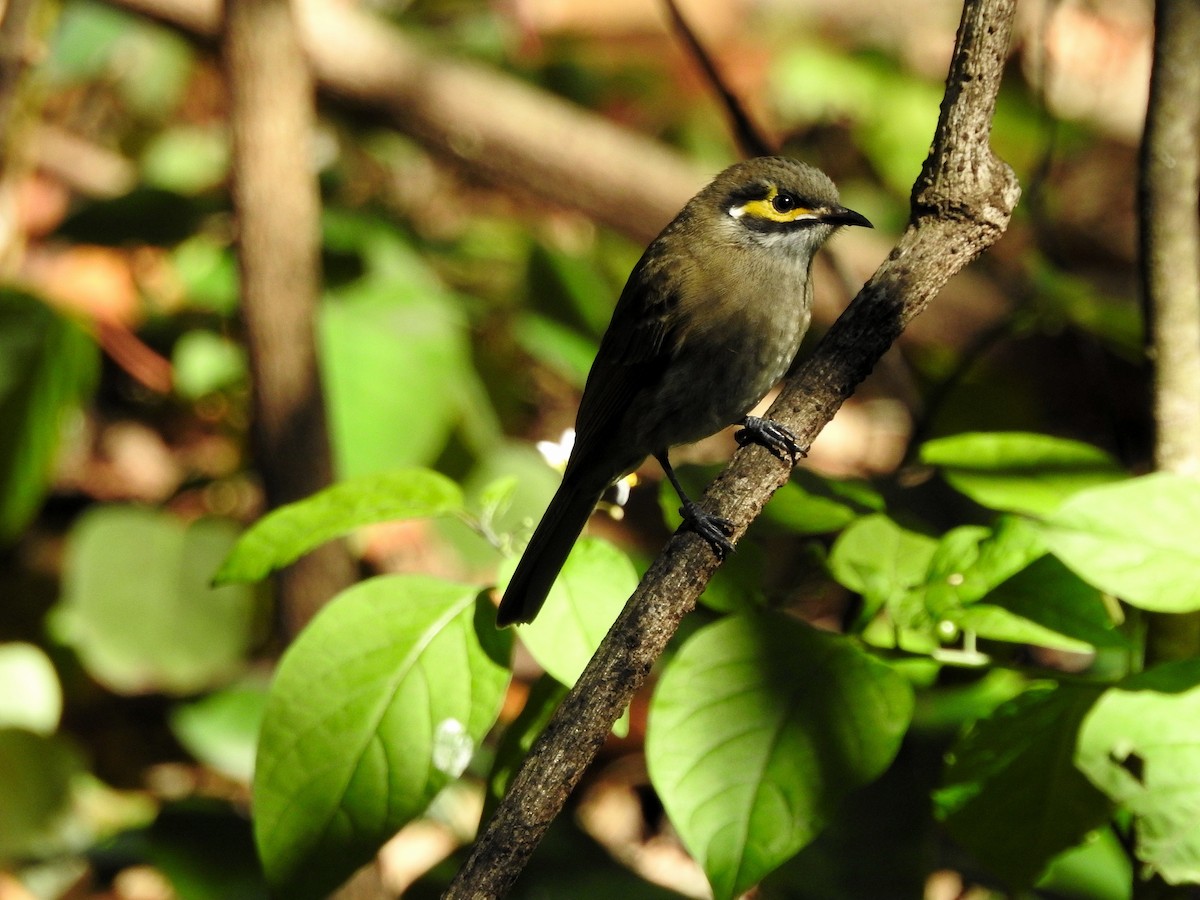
[101,0,707,245]
[662,0,775,158]
[443,0,1021,896]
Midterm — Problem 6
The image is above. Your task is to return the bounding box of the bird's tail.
[496,481,603,626]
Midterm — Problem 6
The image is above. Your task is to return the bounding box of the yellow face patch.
[729,185,817,224]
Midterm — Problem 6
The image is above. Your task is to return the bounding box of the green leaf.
[1076,660,1200,884]
[828,513,937,623]
[0,290,98,540]
[0,643,62,734]
[55,507,262,695]
[967,556,1127,651]
[527,242,617,336]
[501,536,637,687]
[0,728,85,861]
[1040,473,1200,612]
[1036,827,1132,900]
[646,614,912,899]
[513,312,597,387]
[919,517,1044,623]
[921,518,1120,652]
[140,125,228,195]
[762,469,884,535]
[215,468,463,584]
[253,576,510,900]
[320,260,499,477]
[172,330,246,399]
[171,236,238,314]
[919,432,1126,516]
[935,683,1111,887]
[170,681,267,784]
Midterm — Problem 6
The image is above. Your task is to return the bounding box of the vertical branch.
[222,0,355,637]
[1140,0,1200,666]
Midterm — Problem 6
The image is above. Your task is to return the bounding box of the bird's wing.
[564,251,681,484]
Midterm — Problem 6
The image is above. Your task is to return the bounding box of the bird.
[497,156,871,626]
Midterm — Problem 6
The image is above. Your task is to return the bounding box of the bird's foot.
[736,415,807,464]
[679,500,735,560]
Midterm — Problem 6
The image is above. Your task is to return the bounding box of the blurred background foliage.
[0,0,1165,897]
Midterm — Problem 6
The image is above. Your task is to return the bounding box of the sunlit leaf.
[919,432,1126,516]
[501,536,637,687]
[254,576,510,900]
[1076,660,1200,884]
[828,513,937,623]
[647,614,912,899]
[0,644,62,735]
[1040,473,1200,612]
[170,681,268,784]
[320,271,499,476]
[172,330,246,399]
[55,507,262,695]
[921,518,1119,651]
[215,468,463,584]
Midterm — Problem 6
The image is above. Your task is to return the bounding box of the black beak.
[821,206,873,229]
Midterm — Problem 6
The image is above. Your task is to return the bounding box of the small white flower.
[535,428,635,519]
[536,428,575,471]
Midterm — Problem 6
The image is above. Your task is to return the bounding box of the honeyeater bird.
[497,156,871,626]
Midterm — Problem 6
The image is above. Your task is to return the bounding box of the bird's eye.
[771,192,797,214]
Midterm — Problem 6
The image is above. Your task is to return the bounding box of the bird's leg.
[736,415,807,464]
[654,451,735,560]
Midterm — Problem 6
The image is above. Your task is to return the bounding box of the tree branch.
[443,0,1021,896]
[662,0,774,158]
[107,0,708,245]
[223,0,355,637]
[1139,0,1200,666]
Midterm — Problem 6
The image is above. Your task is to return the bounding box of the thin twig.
[443,0,1021,895]
[662,0,774,158]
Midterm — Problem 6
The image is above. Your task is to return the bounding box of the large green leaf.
[935,683,1111,887]
[1040,473,1200,612]
[319,238,498,477]
[501,536,637,687]
[1076,660,1200,884]
[919,432,1126,516]
[962,556,1126,651]
[0,290,98,541]
[55,507,262,695]
[215,468,463,584]
[254,576,510,900]
[919,517,1120,652]
[646,614,912,899]
[827,513,937,623]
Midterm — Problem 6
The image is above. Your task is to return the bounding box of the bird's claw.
[736,415,806,464]
[679,501,735,560]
